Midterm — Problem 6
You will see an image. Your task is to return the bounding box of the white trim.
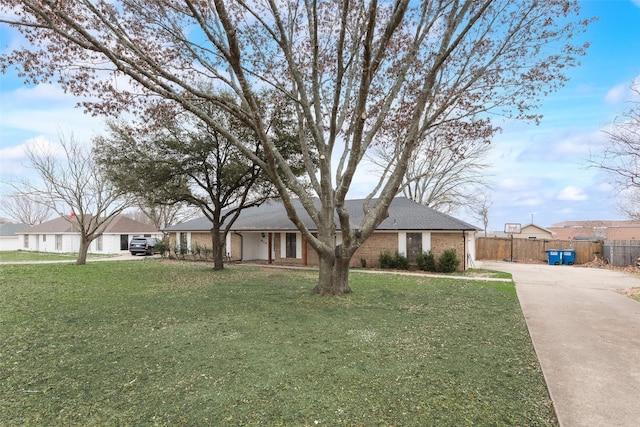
[280,232,286,258]
[397,232,407,256]
[422,232,431,252]
[280,231,301,259]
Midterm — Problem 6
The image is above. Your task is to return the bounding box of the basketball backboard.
[504,223,522,234]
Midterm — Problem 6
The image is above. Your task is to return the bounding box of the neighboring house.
[18,215,161,254]
[0,223,30,251]
[548,220,640,241]
[513,223,554,240]
[163,197,480,270]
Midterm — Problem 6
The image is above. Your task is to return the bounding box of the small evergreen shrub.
[379,251,409,270]
[438,249,460,273]
[393,252,409,270]
[379,251,394,269]
[154,240,170,257]
[416,250,436,272]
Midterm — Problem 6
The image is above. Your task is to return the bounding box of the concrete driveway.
[481,261,640,427]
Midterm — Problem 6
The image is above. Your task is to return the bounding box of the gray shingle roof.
[0,223,29,236]
[164,197,479,232]
[19,215,158,234]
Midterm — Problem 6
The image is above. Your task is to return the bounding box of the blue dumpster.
[561,250,576,265]
[546,250,561,265]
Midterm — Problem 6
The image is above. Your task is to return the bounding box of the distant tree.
[472,193,492,236]
[0,191,52,225]
[592,85,640,219]
[18,135,132,265]
[123,202,196,230]
[372,122,492,215]
[618,188,640,221]
[1,1,592,293]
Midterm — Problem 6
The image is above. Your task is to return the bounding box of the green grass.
[0,250,114,262]
[456,268,512,279]
[0,261,556,426]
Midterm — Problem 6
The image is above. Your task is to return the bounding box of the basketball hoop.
[504,223,522,234]
[504,223,521,262]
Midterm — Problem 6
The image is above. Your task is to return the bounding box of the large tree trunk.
[313,248,352,295]
[210,227,225,270]
[76,236,90,265]
[311,202,353,295]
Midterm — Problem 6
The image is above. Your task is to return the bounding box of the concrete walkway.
[481,261,640,427]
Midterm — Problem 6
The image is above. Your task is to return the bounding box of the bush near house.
[439,248,461,273]
[378,250,409,269]
[416,250,437,272]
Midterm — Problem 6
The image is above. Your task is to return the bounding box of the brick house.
[163,197,480,270]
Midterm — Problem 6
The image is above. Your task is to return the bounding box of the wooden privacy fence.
[603,240,640,266]
[476,237,603,265]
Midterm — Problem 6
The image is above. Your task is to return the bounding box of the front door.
[406,233,422,263]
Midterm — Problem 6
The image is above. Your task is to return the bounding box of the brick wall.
[353,232,397,268]
[431,232,466,271]
[168,230,468,270]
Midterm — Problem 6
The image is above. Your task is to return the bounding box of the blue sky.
[1,1,640,231]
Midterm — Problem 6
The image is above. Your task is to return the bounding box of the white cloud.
[605,84,628,104]
[596,182,614,192]
[0,136,63,177]
[556,186,588,201]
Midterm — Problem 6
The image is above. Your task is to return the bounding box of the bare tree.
[0,191,52,225]
[124,201,197,230]
[1,1,592,293]
[472,193,492,236]
[18,135,132,265]
[591,85,640,218]
[371,122,492,214]
[617,187,640,221]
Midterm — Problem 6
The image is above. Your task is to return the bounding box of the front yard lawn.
[0,261,556,426]
[0,250,114,262]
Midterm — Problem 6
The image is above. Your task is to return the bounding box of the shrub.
[393,252,409,270]
[438,249,460,273]
[192,242,202,259]
[416,250,436,272]
[154,240,170,257]
[173,244,189,259]
[360,257,367,268]
[379,251,409,270]
[379,251,394,269]
[202,246,213,260]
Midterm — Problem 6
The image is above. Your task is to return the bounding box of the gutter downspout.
[463,230,466,270]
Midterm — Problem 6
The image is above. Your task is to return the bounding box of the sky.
[1,1,640,231]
